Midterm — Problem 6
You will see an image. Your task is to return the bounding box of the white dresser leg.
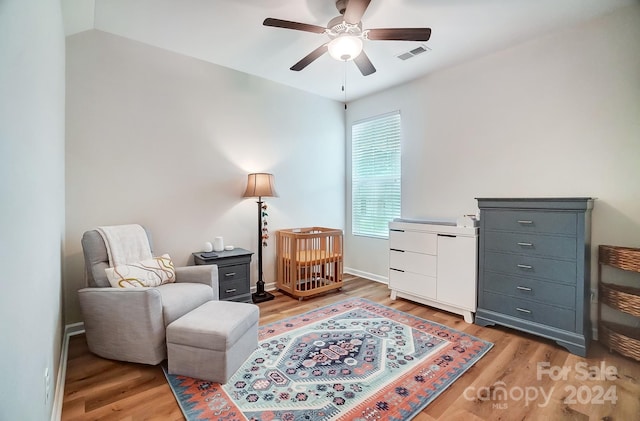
[463,311,474,324]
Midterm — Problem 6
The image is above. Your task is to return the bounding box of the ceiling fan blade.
[263,18,326,34]
[290,44,329,71]
[353,50,376,76]
[367,28,432,41]
[343,0,371,25]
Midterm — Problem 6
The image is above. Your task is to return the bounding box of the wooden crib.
[276,227,343,300]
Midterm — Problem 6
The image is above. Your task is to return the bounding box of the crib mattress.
[281,250,342,263]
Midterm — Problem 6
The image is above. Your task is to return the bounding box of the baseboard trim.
[250,281,277,293]
[51,322,85,421]
[344,267,388,284]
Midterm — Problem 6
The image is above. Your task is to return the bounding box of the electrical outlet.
[44,367,51,405]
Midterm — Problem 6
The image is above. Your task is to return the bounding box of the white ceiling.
[63,0,636,102]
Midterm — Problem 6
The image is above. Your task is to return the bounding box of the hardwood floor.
[62,276,640,420]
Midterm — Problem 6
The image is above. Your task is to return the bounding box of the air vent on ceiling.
[396,44,431,60]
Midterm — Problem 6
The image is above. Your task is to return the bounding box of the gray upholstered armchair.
[78,229,218,365]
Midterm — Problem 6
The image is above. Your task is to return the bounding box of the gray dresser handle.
[225,288,237,293]
[517,220,533,224]
[516,286,532,291]
[517,264,533,269]
[516,307,532,314]
[517,242,533,247]
[225,272,236,277]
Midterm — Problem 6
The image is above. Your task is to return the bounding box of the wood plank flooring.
[62,276,640,420]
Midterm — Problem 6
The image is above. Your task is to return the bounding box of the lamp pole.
[253,195,274,303]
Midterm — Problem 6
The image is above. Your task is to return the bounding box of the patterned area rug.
[163,298,492,420]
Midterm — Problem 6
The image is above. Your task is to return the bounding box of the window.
[351,111,401,239]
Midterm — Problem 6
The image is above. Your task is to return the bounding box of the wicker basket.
[599,245,640,273]
[598,244,640,361]
[599,282,640,317]
[598,321,640,362]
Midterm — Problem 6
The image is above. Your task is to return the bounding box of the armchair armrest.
[78,287,166,364]
[175,265,219,300]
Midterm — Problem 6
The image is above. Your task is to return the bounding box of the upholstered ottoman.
[166,300,259,383]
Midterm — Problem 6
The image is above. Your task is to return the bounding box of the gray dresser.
[475,198,593,356]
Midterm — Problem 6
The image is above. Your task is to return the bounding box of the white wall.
[65,30,345,323]
[0,0,66,419]
[345,4,640,299]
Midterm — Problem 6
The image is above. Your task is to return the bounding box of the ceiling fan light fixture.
[328,35,363,61]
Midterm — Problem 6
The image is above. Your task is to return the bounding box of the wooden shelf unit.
[598,245,640,361]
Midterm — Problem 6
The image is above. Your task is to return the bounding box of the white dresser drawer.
[389,269,437,300]
[390,249,436,277]
[389,229,437,255]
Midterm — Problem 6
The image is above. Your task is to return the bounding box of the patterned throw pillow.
[105,254,176,288]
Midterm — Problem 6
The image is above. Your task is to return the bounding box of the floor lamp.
[243,173,277,303]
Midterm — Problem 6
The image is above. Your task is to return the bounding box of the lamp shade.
[243,173,278,198]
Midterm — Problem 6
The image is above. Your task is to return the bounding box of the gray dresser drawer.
[219,264,247,282]
[484,210,577,235]
[482,292,576,331]
[483,272,576,309]
[484,251,576,284]
[483,231,577,260]
[219,277,250,300]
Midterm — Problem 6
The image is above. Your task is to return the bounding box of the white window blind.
[351,111,401,239]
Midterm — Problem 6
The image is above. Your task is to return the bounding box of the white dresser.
[388,219,479,323]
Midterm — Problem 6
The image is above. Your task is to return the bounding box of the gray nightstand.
[193,248,253,304]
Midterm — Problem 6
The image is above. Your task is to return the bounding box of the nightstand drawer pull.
[517,220,533,224]
[516,286,532,291]
[516,307,532,314]
[517,242,533,247]
[225,272,236,277]
[517,264,533,269]
[225,288,237,293]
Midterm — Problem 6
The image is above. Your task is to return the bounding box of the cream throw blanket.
[97,224,152,267]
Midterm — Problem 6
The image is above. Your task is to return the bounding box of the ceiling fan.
[263,0,431,76]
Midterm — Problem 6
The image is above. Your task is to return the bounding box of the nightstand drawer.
[484,210,577,235]
[483,272,575,309]
[219,278,250,300]
[482,291,575,331]
[219,264,247,282]
[484,231,577,260]
[484,251,576,285]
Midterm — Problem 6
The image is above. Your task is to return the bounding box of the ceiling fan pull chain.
[343,61,347,109]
